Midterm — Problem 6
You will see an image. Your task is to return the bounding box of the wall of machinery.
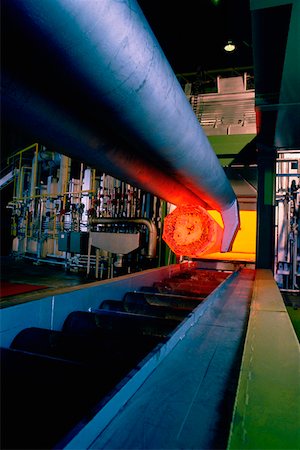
[5,143,176,279]
[275,150,300,291]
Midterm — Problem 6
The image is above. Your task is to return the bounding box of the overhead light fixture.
[224,40,236,52]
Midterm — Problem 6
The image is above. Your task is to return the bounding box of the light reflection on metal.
[162,205,222,257]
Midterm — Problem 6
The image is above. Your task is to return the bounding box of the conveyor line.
[10,327,162,369]
[122,292,194,320]
[84,268,255,450]
[63,310,179,338]
[126,291,204,309]
[153,268,230,296]
[1,266,242,449]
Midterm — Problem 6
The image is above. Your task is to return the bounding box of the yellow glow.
[206,210,257,261]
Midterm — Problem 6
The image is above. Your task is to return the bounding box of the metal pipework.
[2,76,206,209]
[2,0,239,251]
[90,218,157,259]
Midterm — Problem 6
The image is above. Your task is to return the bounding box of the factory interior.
[0,1,299,449]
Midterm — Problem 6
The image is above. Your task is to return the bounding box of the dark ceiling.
[137,0,253,73]
[1,0,254,161]
[2,0,299,159]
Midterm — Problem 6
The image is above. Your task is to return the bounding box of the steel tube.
[2,0,239,250]
[2,76,205,208]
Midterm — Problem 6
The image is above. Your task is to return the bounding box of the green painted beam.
[228,270,300,450]
[208,134,256,166]
[286,306,300,341]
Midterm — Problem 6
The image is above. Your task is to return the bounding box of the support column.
[256,144,276,269]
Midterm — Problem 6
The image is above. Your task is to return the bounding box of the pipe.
[2,0,239,251]
[2,76,206,208]
[90,218,157,259]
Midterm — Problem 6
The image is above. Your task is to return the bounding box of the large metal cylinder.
[2,75,204,208]
[2,0,239,250]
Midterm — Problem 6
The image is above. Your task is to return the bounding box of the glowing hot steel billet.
[163,205,223,257]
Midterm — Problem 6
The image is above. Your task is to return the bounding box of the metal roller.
[99,300,125,312]
[62,310,179,338]
[133,291,205,310]
[123,291,198,318]
[2,0,239,251]
[10,327,160,374]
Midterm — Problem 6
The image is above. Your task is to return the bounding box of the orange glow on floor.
[162,205,223,257]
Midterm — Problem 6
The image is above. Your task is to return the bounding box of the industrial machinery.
[1,1,300,449]
[275,150,300,291]
[1,262,251,450]
[1,66,260,277]
[3,143,170,277]
[2,0,240,257]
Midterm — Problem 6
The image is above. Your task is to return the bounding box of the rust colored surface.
[162,205,223,257]
[154,269,231,297]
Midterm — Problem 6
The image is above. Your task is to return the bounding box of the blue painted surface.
[1,262,250,450]
[0,264,192,348]
[85,269,254,450]
[59,269,247,449]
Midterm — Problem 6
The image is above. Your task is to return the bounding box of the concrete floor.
[0,256,89,306]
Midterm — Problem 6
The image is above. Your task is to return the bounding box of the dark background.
[137,0,253,73]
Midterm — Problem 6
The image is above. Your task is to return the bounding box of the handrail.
[6,143,39,165]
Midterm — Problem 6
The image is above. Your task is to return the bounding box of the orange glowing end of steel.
[162,205,223,257]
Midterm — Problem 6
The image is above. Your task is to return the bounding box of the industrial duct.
[2,0,239,252]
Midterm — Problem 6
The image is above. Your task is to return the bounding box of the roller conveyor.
[63,310,180,338]
[10,327,162,370]
[123,292,194,320]
[99,299,125,311]
[153,268,230,297]
[100,292,202,315]
[125,291,204,309]
[88,268,255,450]
[1,347,110,450]
[1,265,245,449]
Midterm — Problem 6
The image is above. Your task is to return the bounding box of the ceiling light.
[224,40,236,52]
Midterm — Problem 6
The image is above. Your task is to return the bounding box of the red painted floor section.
[0,281,48,298]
